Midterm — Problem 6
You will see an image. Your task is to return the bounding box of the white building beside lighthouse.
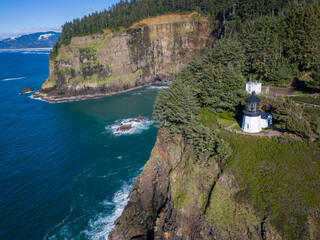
[246,80,262,95]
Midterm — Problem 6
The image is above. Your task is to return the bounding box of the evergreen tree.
[153,79,200,133]
[273,99,315,139]
[283,2,320,71]
[210,37,245,69]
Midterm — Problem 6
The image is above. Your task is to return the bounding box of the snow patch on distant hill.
[38,33,54,40]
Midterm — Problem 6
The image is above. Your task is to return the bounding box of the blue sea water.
[0,50,165,239]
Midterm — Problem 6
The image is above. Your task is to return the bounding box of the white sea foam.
[1,77,25,81]
[105,117,154,136]
[147,85,169,90]
[21,51,50,55]
[82,181,133,240]
[30,94,53,103]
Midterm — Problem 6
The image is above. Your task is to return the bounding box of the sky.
[0,0,119,40]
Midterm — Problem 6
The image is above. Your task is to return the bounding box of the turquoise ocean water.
[0,50,164,239]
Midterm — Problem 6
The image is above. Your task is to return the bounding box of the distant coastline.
[0,48,52,51]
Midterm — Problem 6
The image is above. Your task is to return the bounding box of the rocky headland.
[109,130,274,240]
[109,129,320,239]
[34,13,212,102]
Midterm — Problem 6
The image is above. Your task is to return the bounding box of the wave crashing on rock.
[106,117,154,135]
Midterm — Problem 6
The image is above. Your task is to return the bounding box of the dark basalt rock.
[116,124,132,132]
[127,116,144,123]
[20,87,34,94]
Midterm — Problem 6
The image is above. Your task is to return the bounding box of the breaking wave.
[146,85,169,90]
[29,94,53,103]
[1,77,25,81]
[82,181,133,240]
[21,51,50,55]
[105,117,154,136]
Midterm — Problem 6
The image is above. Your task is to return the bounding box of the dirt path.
[267,87,296,97]
[226,123,238,129]
[221,125,284,137]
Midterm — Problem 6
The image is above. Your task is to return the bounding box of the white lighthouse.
[242,92,262,133]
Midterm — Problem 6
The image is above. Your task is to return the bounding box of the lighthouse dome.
[245,92,261,103]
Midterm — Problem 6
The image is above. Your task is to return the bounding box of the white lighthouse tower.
[242,92,262,133]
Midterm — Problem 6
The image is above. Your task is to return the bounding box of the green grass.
[218,110,235,120]
[291,96,320,105]
[218,118,236,127]
[134,23,148,28]
[200,110,217,127]
[231,124,242,131]
[221,131,320,239]
[293,90,305,95]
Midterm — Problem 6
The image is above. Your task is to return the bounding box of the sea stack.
[20,87,34,94]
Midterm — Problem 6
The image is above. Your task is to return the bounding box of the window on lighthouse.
[247,102,258,113]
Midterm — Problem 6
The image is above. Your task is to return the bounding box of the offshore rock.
[116,124,132,132]
[128,116,144,123]
[20,87,34,94]
[35,13,212,102]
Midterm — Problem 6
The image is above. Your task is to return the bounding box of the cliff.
[109,129,320,240]
[34,13,211,102]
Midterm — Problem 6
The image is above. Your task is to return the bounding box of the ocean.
[0,49,165,239]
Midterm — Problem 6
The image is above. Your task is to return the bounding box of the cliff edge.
[109,129,320,239]
[34,13,211,102]
[109,130,276,240]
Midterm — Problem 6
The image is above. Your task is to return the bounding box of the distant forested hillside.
[0,32,61,49]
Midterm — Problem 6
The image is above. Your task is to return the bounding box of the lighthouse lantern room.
[242,92,262,133]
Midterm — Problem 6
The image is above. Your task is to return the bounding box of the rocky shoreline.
[33,83,159,103]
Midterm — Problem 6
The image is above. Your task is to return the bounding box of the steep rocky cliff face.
[109,128,320,240]
[109,130,283,240]
[35,14,211,102]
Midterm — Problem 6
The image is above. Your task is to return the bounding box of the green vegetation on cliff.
[219,132,320,239]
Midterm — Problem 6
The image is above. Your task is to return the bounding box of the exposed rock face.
[109,130,283,240]
[128,116,144,123]
[35,14,212,102]
[116,124,132,132]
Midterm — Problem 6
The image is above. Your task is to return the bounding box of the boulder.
[116,124,132,132]
[128,116,144,123]
[20,87,34,94]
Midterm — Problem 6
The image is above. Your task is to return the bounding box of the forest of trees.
[50,0,294,59]
[153,1,320,160]
[153,47,245,161]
